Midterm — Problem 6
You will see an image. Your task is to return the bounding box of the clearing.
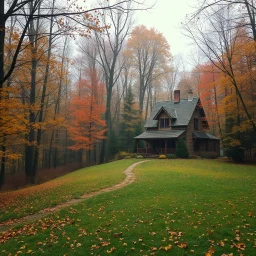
[0,159,255,255]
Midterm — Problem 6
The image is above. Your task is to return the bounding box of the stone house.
[134,90,220,157]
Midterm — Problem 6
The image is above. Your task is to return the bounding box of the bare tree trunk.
[210,65,223,141]
[25,2,41,184]
[25,48,37,183]
[0,137,6,189]
[100,84,113,163]
[94,4,132,162]
[0,0,4,89]
[49,36,68,168]
[0,0,5,188]
[34,0,56,173]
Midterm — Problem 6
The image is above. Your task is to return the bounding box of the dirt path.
[0,160,148,233]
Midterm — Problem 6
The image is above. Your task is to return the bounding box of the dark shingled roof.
[134,130,185,139]
[153,107,177,120]
[193,131,220,140]
[144,98,198,128]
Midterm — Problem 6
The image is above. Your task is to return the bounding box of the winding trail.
[0,160,148,233]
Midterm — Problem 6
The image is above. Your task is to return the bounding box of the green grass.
[1,159,256,256]
[0,159,139,222]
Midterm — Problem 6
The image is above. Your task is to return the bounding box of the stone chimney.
[174,90,180,103]
[188,89,193,101]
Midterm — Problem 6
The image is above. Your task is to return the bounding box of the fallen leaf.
[248,211,253,217]
[178,242,188,248]
[159,244,172,251]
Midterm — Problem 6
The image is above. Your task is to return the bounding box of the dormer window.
[160,118,169,128]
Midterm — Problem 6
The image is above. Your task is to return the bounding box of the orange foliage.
[197,63,222,131]
[197,29,256,139]
[68,70,106,151]
[0,28,71,168]
[125,25,172,74]
[0,87,27,160]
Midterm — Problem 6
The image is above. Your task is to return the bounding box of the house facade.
[134,90,220,157]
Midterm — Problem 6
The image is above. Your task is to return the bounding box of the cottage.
[134,90,220,157]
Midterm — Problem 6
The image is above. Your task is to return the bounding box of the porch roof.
[134,130,185,140]
[193,131,220,140]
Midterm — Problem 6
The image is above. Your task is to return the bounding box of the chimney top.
[188,89,193,101]
[174,90,180,103]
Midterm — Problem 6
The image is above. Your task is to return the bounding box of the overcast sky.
[134,0,198,67]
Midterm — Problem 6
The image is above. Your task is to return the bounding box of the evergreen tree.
[119,86,140,152]
[108,130,120,159]
[176,138,189,159]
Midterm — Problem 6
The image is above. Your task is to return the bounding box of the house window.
[194,118,199,130]
[160,118,169,128]
[194,140,200,152]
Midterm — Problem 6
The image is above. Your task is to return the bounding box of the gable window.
[160,118,169,128]
[194,118,199,130]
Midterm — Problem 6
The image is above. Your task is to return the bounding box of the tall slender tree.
[93,1,133,162]
[125,25,172,118]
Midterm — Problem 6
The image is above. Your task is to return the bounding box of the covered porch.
[192,131,220,157]
[134,130,185,156]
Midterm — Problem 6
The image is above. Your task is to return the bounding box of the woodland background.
[0,0,256,189]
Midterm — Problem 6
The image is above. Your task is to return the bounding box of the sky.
[134,0,198,65]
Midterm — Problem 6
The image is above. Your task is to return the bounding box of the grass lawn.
[0,159,139,222]
[1,159,256,255]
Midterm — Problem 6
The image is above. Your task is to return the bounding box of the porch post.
[165,140,167,154]
[146,141,148,155]
[136,140,138,154]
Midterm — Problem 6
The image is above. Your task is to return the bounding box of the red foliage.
[196,63,221,128]
[68,70,106,151]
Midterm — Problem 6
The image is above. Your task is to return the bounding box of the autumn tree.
[184,3,256,132]
[0,20,71,186]
[184,1,256,160]
[68,71,106,167]
[125,25,172,118]
[0,87,27,188]
[0,0,148,187]
[196,63,223,139]
[1,0,144,87]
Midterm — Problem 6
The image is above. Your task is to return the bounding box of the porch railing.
[137,148,175,155]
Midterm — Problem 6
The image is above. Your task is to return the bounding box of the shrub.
[224,146,245,162]
[175,138,189,159]
[166,154,176,159]
[115,152,136,160]
[136,155,144,159]
[159,154,167,159]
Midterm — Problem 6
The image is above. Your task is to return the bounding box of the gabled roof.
[144,98,199,128]
[153,107,177,120]
[134,130,185,139]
